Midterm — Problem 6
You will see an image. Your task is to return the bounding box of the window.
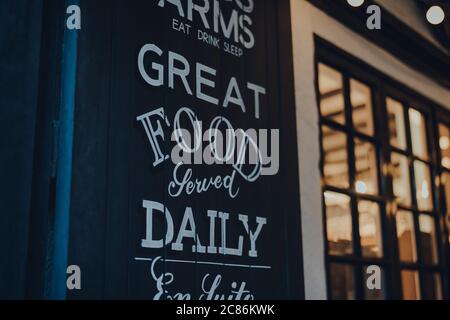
[419,215,439,265]
[318,63,345,125]
[350,79,374,136]
[329,263,356,300]
[387,100,443,300]
[358,200,383,258]
[437,120,450,299]
[409,109,429,160]
[316,39,448,300]
[401,270,421,300]
[396,210,417,263]
[317,61,386,300]
[414,161,433,212]
[355,138,378,195]
[438,124,450,246]
[391,153,412,206]
[387,98,407,150]
[324,191,353,256]
[322,126,349,188]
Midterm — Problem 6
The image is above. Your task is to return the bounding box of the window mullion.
[404,103,427,298]
[377,87,400,299]
[431,110,450,299]
[344,75,365,299]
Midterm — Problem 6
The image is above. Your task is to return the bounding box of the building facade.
[292,0,450,299]
[0,0,449,300]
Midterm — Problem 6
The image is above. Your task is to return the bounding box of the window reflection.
[350,79,374,136]
[401,270,421,300]
[358,201,383,258]
[391,153,412,206]
[317,59,449,300]
[438,124,450,169]
[387,98,407,150]
[329,263,355,300]
[324,191,353,256]
[442,173,450,244]
[409,109,428,160]
[355,139,378,194]
[423,273,443,300]
[396,210,417,263]
[322,126,349,188]
[419,214,439,265]
[414,161,433,211]
[318,64,345,124]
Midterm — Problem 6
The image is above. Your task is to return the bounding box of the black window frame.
[315,36,449,300]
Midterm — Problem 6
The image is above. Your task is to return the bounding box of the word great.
[138,43,266,119]
[141,200,267,258]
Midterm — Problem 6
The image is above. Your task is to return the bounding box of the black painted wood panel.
[0,0,45,299]
[68,0,303,299]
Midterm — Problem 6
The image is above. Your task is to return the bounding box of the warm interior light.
[420,181,429,199]
[324,191,350,205]
[359,213,376,237]
[356,180,367,193]
[442,157,450,168]
[440,136,450,150]
[409,109,422,126]
[419,215,433,234]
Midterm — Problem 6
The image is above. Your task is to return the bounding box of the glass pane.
[409,108,428,160]
[391,153,412,206]
[401,270,421,300]
[329,263,355,300]
[363,266,386,300]
[318,64,345,124]
[355,139,378,194]
[396,210,417,263]
[423,273,443,300]
[414,161,433,211]
[442,173,450,244]
[438,124,450,169]
[322,126,349,188]
[350,79,374,135]
[419,214,439,265]
[358,201,383,258]
[387,98,407,150]
[324,191,353,255]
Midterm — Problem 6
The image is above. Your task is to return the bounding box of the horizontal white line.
[134,257,271,269]
[134,257,153,261]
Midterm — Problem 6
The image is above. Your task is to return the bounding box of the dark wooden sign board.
[69,0,303,299]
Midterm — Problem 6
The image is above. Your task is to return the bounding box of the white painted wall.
[290,0,450,300]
